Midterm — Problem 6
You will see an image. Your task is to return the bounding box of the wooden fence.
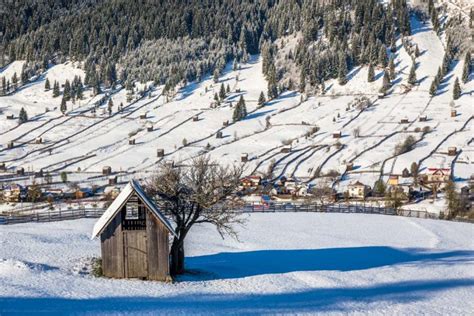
[0,208,104,225]
[0,202,446,225]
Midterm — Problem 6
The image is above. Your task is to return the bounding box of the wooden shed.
[448,147,457,156]
[102,166,112,176]
[400,118,409,124]
[216,131,223,139]
[451,110,457,117]
[17,167,25,175]
[241,153,248,163]
[108,175,118,185]
[139,113,147,119]
[7,141,14,149]
[35,137,43,144]
[92,180,176,281]
[129,138,136,145]
[147,124,154,132]
[333,131,342,138]
[157,149,165,157]
[192,115,199,122]
[419,115,427,122]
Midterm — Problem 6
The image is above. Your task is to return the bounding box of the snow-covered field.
[0,213,473,315]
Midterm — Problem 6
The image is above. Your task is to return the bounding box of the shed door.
[124,231,148,278]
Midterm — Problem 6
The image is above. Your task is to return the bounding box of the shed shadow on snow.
[183,246,474,281]
[1,278,473,314]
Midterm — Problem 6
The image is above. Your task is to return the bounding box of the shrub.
[91,258,103,277]
[395,135,417,155]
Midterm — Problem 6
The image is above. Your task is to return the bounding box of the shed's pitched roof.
[91,180,177,239]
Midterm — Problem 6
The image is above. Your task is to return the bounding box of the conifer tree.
[226,84,230,94]
[53,81,60,97]
[429,79,437,96]
[408,61,417,85]
[258,91,266,106]
[388,56,396,80]
[452,77,461,100]
[44,78,50,91]
[442,53,450,76]
[380,71,391,94]
[19,107,28,123]
[1,77,6,95]
[338,52,348,85]
[12,72,18,89]
[378,45,388,67]
[60,97,67,114]
[233,95,247,122]
[20,65,28,84]
[108,99,114,115]
[367,63,375,82]
[219,83,226,100]
[462,51,471,83]
[64,80,71,101]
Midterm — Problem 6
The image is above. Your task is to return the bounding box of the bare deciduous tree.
[146,155,243,275]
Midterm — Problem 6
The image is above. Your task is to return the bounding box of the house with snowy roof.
[92,180,176,281]
[347,181,370,199]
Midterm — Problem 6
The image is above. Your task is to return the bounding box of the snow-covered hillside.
[0,14,472,204]
[0,213,472,314]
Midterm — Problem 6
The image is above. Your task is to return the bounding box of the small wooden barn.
[92,180,176,281]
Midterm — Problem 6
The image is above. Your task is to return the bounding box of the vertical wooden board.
[100,213,124,278]
[124,231,148,278]
[146,211,170,280]
[100,210,124,278]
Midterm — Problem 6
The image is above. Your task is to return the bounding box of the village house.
[1,184,27,202]
[240,176,262,189]
[387,175,412,197]
[347,181,370,199]
[92,180,177,281]
[421,168,451,184]
[388,175,399,186]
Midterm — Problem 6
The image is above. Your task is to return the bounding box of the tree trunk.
[170,237,185,276]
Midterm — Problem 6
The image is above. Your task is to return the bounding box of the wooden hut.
[448,147,457,156]
[346,162,354,171]
[6,114,14,120]
[400,118,409,124]
[333,131,342,138]
[147,124,154,132]
[451,110,457,117]
[129,138,136,145]
[281,147,291,153]
[17,167,25,175]
[223,120,229,127]
[91,180,177,281]
[140,113,147,119]
[241,153,248,163]
[35,137,43,144]
[192,115,199,122]
[108,176,118,185]
[419,115,427,122]
[7,141,14,149]
[157,149,165,157]
[103,166,112,176]
[216,131,223,139]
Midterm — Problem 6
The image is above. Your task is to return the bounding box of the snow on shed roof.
[91,180,177,239]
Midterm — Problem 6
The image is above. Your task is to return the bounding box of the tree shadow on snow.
[184,246,474,280]
[1,278,473,314]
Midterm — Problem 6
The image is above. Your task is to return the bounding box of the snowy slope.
[0,213,473,315]
[0,14,473,207]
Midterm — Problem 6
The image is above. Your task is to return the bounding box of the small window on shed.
[122,194,146,230]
